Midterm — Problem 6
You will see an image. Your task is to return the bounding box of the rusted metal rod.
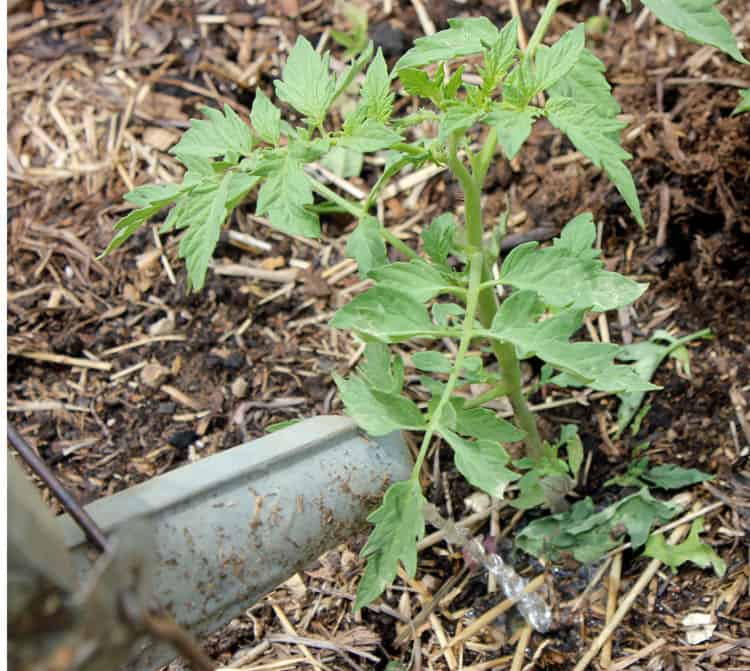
[8,423,112,553]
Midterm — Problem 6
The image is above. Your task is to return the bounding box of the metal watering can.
[9,416,412,670]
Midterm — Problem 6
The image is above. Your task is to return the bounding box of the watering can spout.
[40,415,410,670]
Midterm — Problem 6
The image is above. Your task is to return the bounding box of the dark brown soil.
[8,1,750,669]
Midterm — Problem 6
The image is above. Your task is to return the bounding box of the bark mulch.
[7,1,750,669]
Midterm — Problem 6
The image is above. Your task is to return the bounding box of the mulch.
[7,0,750,669]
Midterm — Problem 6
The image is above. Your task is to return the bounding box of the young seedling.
[103,1,744,612]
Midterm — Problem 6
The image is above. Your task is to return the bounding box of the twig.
[410,0,436,35]
[11,350,111,371]
[264,634,379,663]
[271,604,329,671]
[600,553,622,668]
[610,638,667,671]
[572,521,692,671]
[511,625,533,671]
[417,502,505,551]
[443,574,546,652]
[100,334,186,356]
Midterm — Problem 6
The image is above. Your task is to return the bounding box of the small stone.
[231,377,248,398]
[148,312,175,336]
[683,612,716,644]
[169,430,199,450]
[157,402,176,414]
[464,492,492,514]
[225,352,245,370]
[141,361,168,388]
[370,21,406,57]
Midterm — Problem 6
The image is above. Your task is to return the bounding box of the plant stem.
[380,228,421,261]
[412,251,483,477]
[310,178,366,219]
[446,132,544,462]
[463,382,511,409]
[526,0,561,57]
[309,177,419,260]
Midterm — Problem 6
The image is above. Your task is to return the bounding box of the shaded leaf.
[333,372,425,435]
[394,17,499,71]
[644,517,726,576]
[369,259,457,302]
[545,98,643,225]
[642,0,747,64]
[643,464,713,490]
[355,480,426,610]
[346,216,387,277]
[442,430,519,498]
[422,213,456,265]
[171,104,253,159]
[330,287,438,342]
[274,36,336,124]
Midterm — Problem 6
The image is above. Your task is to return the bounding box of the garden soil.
[7,0,750,668]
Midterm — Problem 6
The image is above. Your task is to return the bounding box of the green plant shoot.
[103,1,742,612]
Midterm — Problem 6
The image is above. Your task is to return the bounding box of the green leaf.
[532,24,586,93]
[485,106,539,159]
[394,16,499,71]
[548,48,621,119]
[432,302,464,327]
[731,88,750,116]
[330,2,369,57]
[512,471,548,510]
[170,104,253,159]
[479,17,519,93]
[615,329,712,435]
[362,48,394,122]
[179,172,229,290]
[411,351,452,373]
[517,497,616,560]
[439,102,481,140]
[333,372,425,435]
[489,296,656,393]
[492,289,545,328]
[321,145,363,178]
[502,59,537,109]
[266,419,301,433]
[339,119,401,152]
[398,68,440,99]
[274,36,336,125]
[103,183,185,255]
[442,430,520,498]
[333,40,374,100]
[102,204,162,255]
[567,488,678,549]
[643,464,713,490]
[545,97,643,226]
[422,213,456,265]
[256,154,320,237]
[559,424,584,480]
[453,403,525,443]
[518,489,680,562]
[330,287,438,343]
[644,517,726,576]
[357,344,405,395]
[641,0,748,64]
[124,183,184,208]
[355,479,426,610]
[123,171,257,289]
[346,217,387,277]
[251,89,281,145]
[498,214,648,311]
[369,259,457,303]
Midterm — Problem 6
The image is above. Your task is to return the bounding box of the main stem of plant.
[412,250,484,477]
[447,133,544,462]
